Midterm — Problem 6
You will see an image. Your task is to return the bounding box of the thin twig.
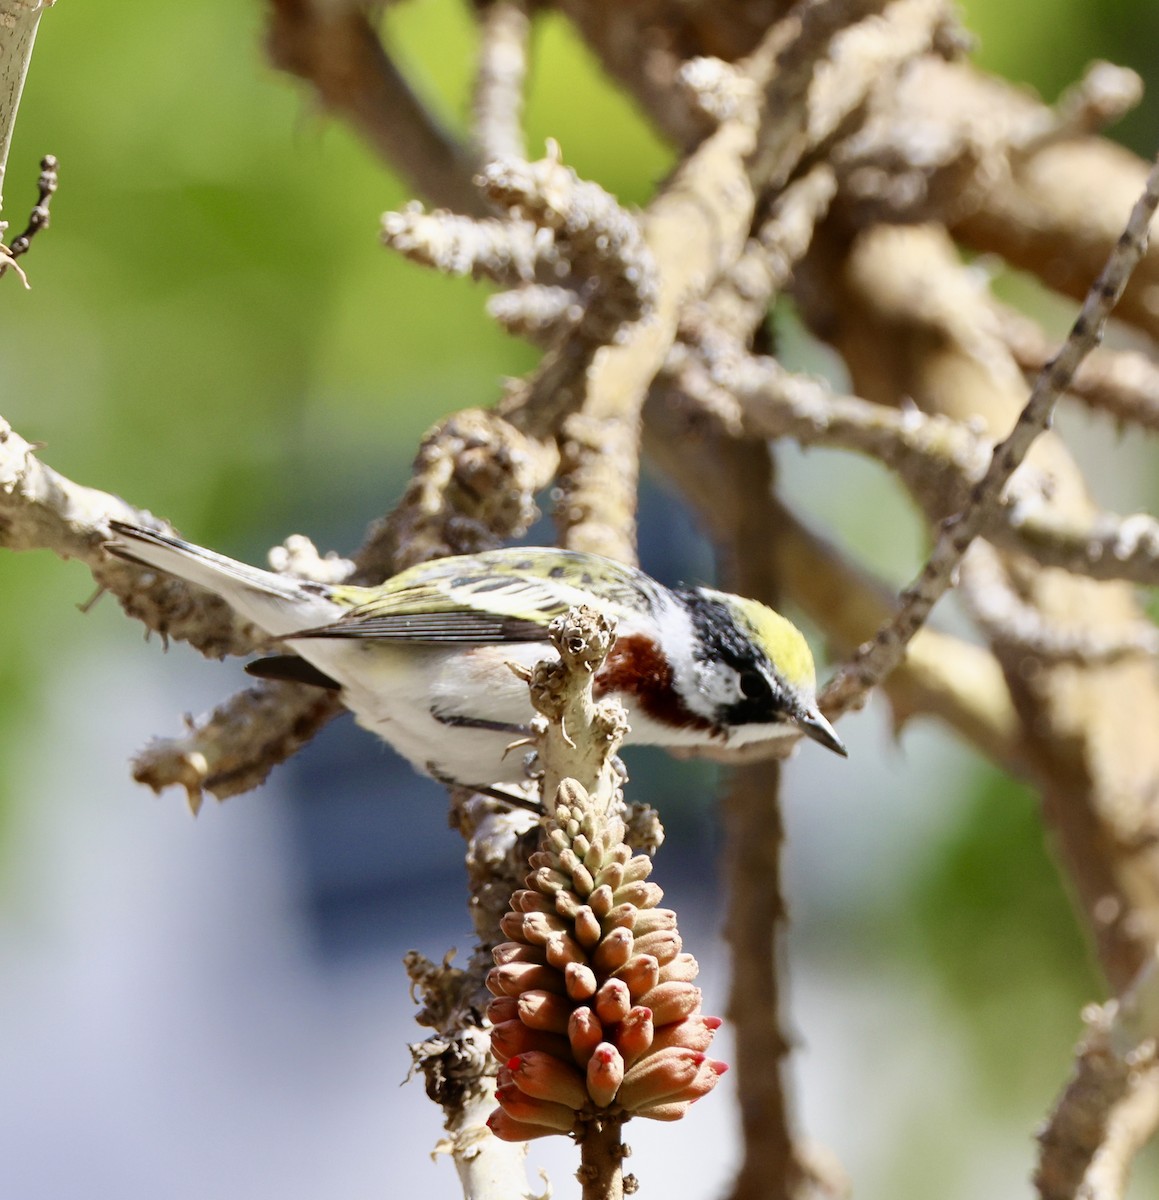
[1001,308,1159,435]
[472,0,530,166]
[0,152,56,283]
[820,150,1159,716]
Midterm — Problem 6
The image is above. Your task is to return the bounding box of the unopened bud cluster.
[486,779,726,1141]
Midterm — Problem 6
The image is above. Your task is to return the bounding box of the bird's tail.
[105,520,337,636]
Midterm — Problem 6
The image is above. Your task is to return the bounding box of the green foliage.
[902,767,1100,1107]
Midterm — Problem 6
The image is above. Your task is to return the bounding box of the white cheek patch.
[694,660,744,709]
[652,595,741,722]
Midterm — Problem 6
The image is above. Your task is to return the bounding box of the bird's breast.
[594,634,715,736]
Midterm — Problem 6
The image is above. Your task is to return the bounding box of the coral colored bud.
[491,1020,571,1062]
[512,889,553,914]
[492,941,546,966]
[553,888,581,920]
[586,1042,625,1107]
[623,855,653,883]
[487,996,520,1024]
[595,861,626,892]
[568,1006,604,1067]
[650,1014,718,1054]
[528,849,555,870]
[580,839,601,873]
[487,962,567,998]
[529,866,571,895]
[495,1083,580,1132]
[558,849,595,897]
[594,978,631,1026]
[520,911,569,945]
[617,1048,704,1110]
[614,881,664,909]
[631,1100,692,1123]
[659,953,699,983]
[588,884,614,917]
[613,954,660,999]
[592,927,634,973]
[574,906,602,948]
[488,1108,570,1142]
[629,1059,727,1116]
[507,1052,589,1110]
[499,913,528,941]
[565,962,598,1001]
[631,908,678,935]
[632,930,682,964]
[636,981,701,1025]
[600,903,638,931]
[614,1007,655,1067]
[544,932,587,970]
[517,989,574,1034]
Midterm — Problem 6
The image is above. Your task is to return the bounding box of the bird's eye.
[739,668,771,702]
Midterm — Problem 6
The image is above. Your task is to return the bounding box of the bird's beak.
[797,705,848,757]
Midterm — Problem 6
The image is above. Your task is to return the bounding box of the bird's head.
[667,587,847,757]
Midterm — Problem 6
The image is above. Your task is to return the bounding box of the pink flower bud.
[498,913,529,942]
[565,961,598,1000]
[600,903,638,931]
[631,908,678,935]
[586,1042,625,1107]
[632,929,682,964]
[650,1014,719,1054]
[490,1020,571,1061]
[612,954,660,999]
[493,1087,578,1133]
[627,1059,728,1118]
[560,851,595,897]
[523,911,572,944]
[617,1048,705,1110]
[594,978,631,1026]
[635,981,701,1025]
[492,941,546,966]
[623,855,653,883]
[517,989,575,1033]
[529,866,571,895]
[506,1052,589,1110]
[614,881,664,909]
[658,953,699,983]
[511,889,553,914]
[544,932,587,969]
[613,1007,654,1067]
[567,1006,604,1067]
[487,1109,565,1142]
[592,927,634,973]
[595,861,626,892]
[630,1100,692,1123]
[588,883,614,917]
[574,906,602,948]
[487,995,520,1024]
[487,962,567,998]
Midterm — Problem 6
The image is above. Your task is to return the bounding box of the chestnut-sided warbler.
[106,521,846,787]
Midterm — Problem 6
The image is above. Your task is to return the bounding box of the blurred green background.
[1,1,1158,1197]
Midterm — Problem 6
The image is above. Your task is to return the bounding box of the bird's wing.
[290,579,571,643]
[290,550,661,645]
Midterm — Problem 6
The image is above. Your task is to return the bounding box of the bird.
[105,521,846,789]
